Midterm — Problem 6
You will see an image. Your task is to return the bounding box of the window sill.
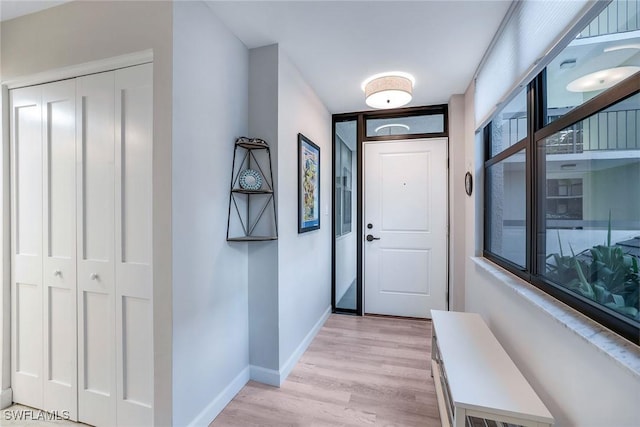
[471,256,640,379]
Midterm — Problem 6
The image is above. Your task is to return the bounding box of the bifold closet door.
[11,63,153,427]
[42,80,78,420]
[10,79,78,419]
[114,64,153,426]
[76,71,117,427]
[77,63,154,426]
[10,85,44,411]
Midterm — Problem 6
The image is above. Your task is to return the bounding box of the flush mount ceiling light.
[361,72,415,109]
[374,123,410,134]
[566,66,640,92]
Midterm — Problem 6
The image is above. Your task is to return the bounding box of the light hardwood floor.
[211,314,441,426]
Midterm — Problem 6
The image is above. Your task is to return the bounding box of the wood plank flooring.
[211,314,441,426]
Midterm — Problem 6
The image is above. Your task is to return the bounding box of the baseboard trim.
[0,388,12,409]
[278,305,331,385]
[249,365,280,387]
[249,306,331,388]
[186,366,249,427]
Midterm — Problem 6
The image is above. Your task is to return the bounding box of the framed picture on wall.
[298,133,321,233]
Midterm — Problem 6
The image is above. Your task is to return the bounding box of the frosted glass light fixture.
[362,72,415,109]
[566,66,640,92]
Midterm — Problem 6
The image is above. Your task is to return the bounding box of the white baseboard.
[249,365,280,387]
[279,306,331,385]
[250,306,331,387]
[186,366,249,427]
[0,388,12,409]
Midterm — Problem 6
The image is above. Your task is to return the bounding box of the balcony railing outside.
[545,108,640,154]
[577,0,640,38]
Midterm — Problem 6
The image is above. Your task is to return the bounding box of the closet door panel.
[76,71,116,427]
[80,77,115,263]
[118,66,152,267]
[42,80,78,420]
[10,86,44,409]
[13,282,42,406]
[114,63,153,426]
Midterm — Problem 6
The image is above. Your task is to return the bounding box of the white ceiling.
[1,0,512,114]
[207,0,512,113]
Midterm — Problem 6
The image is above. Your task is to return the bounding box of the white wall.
[247,45,280,376]
[448,95,466,311]
[246,44,331,386]
[172,2,249,425]
[276,50,332,371]
[463,80,640,427]
[0,2,173,423]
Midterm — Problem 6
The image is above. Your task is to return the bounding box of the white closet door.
[114,63,154,426]
[76,71,117,427]
[10,86,44,410]
[42,80,78,420]
[10,64,153,427]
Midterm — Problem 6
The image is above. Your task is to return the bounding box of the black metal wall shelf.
[226,138,278,241]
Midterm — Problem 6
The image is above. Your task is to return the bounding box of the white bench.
[430,310,554,427]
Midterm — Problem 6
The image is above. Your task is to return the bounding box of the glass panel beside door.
[334,119,358,311]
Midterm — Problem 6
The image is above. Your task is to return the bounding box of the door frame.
[0,50,153,409]
[332,105,449,316]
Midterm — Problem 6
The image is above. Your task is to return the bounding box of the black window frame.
[332,105,449,315]
[363,104,448,142]
[483,71,640,345]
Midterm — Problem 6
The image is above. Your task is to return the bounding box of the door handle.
[90,273,99,281]
[366,234,381,242]
[53,270,62,277]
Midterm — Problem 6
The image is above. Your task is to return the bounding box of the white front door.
[364,138,448,318]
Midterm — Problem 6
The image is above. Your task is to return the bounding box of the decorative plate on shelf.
[239,169,263,190]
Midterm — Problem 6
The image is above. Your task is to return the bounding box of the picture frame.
[298,133,321,233]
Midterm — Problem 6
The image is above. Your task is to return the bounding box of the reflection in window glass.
[490,87,528,157]
[365,114,444,137]
[335,138,353,237]
[547,0,640,123]
[540,93,640,324]
[486,149,527,267]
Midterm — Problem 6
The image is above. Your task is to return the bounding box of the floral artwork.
[298,134,320,233]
